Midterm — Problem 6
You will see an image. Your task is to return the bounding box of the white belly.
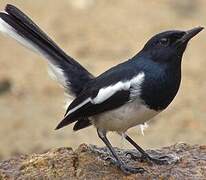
[91,101,159,132]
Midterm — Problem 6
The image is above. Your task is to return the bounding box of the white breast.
[91,100,159,133]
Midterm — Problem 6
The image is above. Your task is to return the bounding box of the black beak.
[180,26,204,43]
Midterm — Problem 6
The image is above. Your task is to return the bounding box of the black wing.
[55,62,142,130]
[55,89,130,130]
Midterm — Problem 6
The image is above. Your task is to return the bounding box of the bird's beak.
[179,26,204,43]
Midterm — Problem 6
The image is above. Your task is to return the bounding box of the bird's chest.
[141,70,181,111]
[91,100,159,132]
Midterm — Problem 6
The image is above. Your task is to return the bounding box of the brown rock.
[0,143,206,179]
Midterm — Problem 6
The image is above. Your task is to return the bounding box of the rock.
[0,143,206,179]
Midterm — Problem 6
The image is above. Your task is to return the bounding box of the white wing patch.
[66,97,91,115]
[129,72,145,100]
[0,16,69,89]
[65,72,145,117]
[92,72,145,104]
[92,81,130,104]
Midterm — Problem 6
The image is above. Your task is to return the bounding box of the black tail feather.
[0,4,93,96]
[55,116,77,130]
[0,4,94,131]
[73,118,92,131]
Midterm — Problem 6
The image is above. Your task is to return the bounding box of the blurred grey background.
[0,0,205,160]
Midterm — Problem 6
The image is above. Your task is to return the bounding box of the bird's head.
[140,27,204,64]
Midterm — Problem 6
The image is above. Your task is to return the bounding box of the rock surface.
[0,143,206,179]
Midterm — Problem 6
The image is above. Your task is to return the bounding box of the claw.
[126,152,173,165]
[105,156,116,165]
[126,152,142,161]
[106,156,147,174]
[120,165,147,174]
[148,155,171,165]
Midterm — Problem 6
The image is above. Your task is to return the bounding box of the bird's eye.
[159,38,170,46]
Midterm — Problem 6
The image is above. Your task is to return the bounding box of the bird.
[0,4,203,174]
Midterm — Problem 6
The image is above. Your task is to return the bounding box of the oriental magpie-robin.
[0,4,204,174]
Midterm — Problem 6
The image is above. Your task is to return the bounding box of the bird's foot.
[105,156,117,165]
[105,156,146,174]
[126,152,172,165]
[120,164,146,174]
[142,154,171,165]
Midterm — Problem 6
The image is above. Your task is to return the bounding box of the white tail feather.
[0,17,68,89]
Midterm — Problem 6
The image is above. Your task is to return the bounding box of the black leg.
[125,134,170,165]
[97,129,146,174]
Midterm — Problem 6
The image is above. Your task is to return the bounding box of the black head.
[141,27,204,64]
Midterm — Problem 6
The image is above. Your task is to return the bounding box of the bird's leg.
[125,134,170,165]
[97,129,146,174]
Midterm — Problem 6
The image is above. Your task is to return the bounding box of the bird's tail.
[0,4,93,96]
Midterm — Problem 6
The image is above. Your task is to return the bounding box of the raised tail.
[0,4,93,96]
